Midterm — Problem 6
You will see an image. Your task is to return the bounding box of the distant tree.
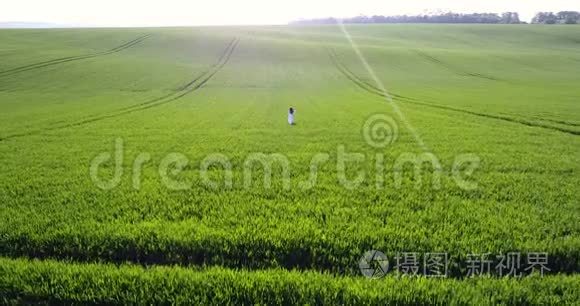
[557,11,580,24]
[350,15,371,24]
[291,11,559,25]
[501,12,512,23]
[501,12,521,24]
[532,12,544,23]
[532,12,557,24]
[512,12,521,23]
[371,15,387,23]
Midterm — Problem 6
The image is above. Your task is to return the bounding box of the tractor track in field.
[535,117,580,128]
[115,37,239,111]
[0,34,152,78]
[0,38,240,142]
[413,50,502,82]
[327,48,580,136]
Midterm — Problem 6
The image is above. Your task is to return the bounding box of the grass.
[0,24,579,303]
[2,257,580,305]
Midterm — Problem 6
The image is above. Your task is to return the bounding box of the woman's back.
[288,107,295,125]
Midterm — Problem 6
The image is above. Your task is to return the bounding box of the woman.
[288,107,295,125]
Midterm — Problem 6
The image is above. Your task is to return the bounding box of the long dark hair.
[289,107,294,114]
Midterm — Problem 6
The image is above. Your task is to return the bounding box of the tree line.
[291,11,580,25]
[532,11,580,24]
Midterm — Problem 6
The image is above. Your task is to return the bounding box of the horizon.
[2,0,580,28]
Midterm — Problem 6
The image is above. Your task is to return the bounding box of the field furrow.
[328,47,580,136]
[0,37,240,141]
[0,34,152,78]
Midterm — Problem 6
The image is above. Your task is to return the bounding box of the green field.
[1,24,579,304]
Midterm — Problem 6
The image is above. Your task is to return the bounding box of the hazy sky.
[2,0,580,26]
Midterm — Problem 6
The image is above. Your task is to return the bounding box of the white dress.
[288,111,294,125]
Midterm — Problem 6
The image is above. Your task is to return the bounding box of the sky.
[1,0,580,27]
